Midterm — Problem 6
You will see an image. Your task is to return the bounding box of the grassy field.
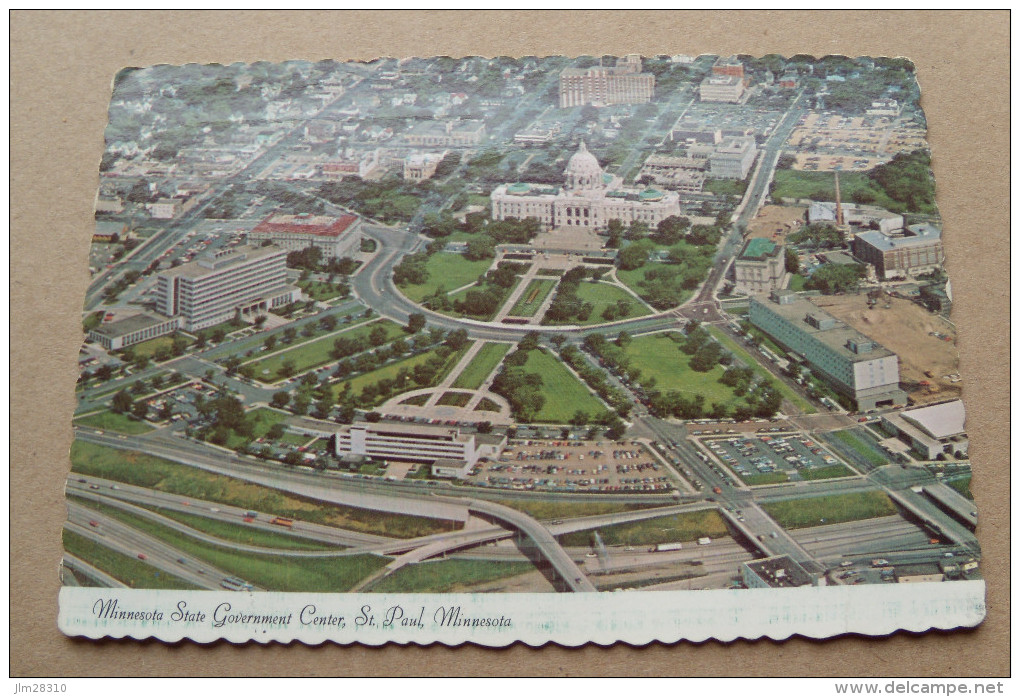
[400,394,430,406]
[437,392,472,407]
[62,529,200,590]
[451,342,511,389]
[398,253,494,302]
[247,319,404,381]
[614,267,696,309]
[73,409,154,435]
[799,464,855,481]
[946,475,973,500]
[521,349,609,423]
[370,559,537,593]
[788,274,809,291]
[622,333,738,405]
[491,498,656,520]
[222,407,290,449]
[474,398,501,412]
[297,280,346,302]
[771,169,928,214]
[762,491,897,530]
[544,282,651,326]
[508,279,557,317]
[72,495,337,552]
[444,277,521,322]
[334,344,471,405]
[829,429,889,467]
[221,308,368,359]
[69,440,460,538]
[130,333,190,360]
[739,472,791,486]
[556,510,730,547]
[706,327,817,414]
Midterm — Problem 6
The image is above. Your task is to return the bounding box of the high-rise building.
[851,223,945,281]
[749,290,907,410]
[558,56,655,108]
[155,245,300,331]
[699,74,745,103]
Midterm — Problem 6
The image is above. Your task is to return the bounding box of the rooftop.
[752,292,896,363]
[90,312,173,339]
[739,238,781,261]
[160,244,285,280]
[743,555,813,588]
[251,213,359,238]
[899,399,966,440]
[349,421,469,442]
[855,223,942,252]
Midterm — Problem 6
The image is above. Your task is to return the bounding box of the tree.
[549,334,567,349]
[518,331,540,353]
[263,335,277,351]
[785,248,800,274]
[445,328,469,351]
[279,359,297,379]
[464,236,496,261]
[368,325,388,347]
[476,421,493,434]
[253,315,268,330]
[615,331,632,348]
[131,399,149,421]
[569,410,590,427]
[405,313,426,334]
[365,411,382,423]
[270,391,290,409]
[617,241,651,271]
[266,423,286,440]
[291,395,310,416]
[111,389,134,414]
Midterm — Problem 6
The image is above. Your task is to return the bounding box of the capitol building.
[490,141,681,233]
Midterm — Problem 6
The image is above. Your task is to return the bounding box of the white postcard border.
[59,582,985,646]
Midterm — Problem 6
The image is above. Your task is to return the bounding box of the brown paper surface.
[11,10,1009,677]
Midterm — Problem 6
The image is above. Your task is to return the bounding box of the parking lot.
[700,431,852,485]
[465,439,679,494]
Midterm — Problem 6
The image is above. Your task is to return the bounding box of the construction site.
[809,291,961,405]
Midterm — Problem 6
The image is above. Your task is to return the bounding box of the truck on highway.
[698,537,712,546]
[648,542,684,553]
[870,559,890,568]
[270,516,293,528]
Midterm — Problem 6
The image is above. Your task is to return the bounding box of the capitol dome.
[563,141,603,191]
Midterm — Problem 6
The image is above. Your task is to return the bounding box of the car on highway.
[840,560,854,567]
[137,553,147,560]
[89,484,100,490]
[88,520,100,528]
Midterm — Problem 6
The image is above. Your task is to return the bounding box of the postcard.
[60,54,983,646]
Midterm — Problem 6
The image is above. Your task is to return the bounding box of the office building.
[87,313,180,351]
[741,556,816,589]
[405,120,486,147]
[155,245,300,331]
[732,239,788,295]
[249,213,362,260]
[851,223,944,281]
[699,74,745,103]
[708,136,758,179]
[558,56,655,108]
[332,422,506,478]
[491,141,681,232]
[749,290,907,410]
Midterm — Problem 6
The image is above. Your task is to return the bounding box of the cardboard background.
[10,10,1009,676]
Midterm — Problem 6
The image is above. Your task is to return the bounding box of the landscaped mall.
[490,141,681,232]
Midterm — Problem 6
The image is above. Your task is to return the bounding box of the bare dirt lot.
[746,205,806,243]
[809,293,961,404]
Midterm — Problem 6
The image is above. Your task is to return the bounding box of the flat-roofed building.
[852,223,944,281]
[881,399,968,460]
[749,290,907,410]
[332,422,506,478]
[402,151,446,181]
[558,56,655,108]
[699,74,744,103]
[741,555,816,589]
[733,238,788,295]
[87,312,180,351]
[708,136,757,179]
[154,245,300,331]
[405,120,486,147]
[249,212,362,260]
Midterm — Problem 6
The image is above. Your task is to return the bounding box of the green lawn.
[946,475,973,500]
[74,409,154,435]
[829,429,890,467]
[474,398,501,412]
[451,342,511,389]
[788,274,809,291]
[334,343,472,406]
[739,472,791,486]
[400,394,430,406]
[799,464,855,481]
[69,440,460,538]
[371,559,537,593]
[509,279,557,317]
[220,308,368,359]
[130,333,191,359]
[622,333,738,404]
[62,529,200,590]
[297,280,347,302]
[771,169,932,214]
[71,495,337,552]
[221,407,291,449]
[614,266,696,309]
[556,510,730,547]
[443,277,521,322]
[544,282,652,326]
[278,431,316,447]
[247,319,404,380]
[706,327,817,414]
[398,253,494,302]
[491,499,655,520]
[437,392,473,407]
[762,491,897,530]
[521,349,609,423]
